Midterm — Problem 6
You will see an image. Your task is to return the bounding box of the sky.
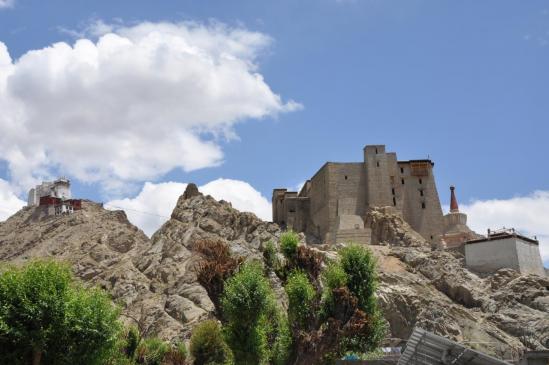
[0,0,547,265]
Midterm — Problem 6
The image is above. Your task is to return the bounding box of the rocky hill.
[0,185,547,361]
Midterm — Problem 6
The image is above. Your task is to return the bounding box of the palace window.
[421,202,426,209]
[400,167,404,173]
[419,178,423,184]
[401,178,405,185]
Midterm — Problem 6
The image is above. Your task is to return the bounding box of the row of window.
[401,177,423,185]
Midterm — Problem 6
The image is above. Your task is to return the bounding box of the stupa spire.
[450,185,459,213]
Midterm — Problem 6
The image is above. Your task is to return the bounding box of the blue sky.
[0,0,548,264]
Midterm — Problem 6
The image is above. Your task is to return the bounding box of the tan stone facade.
[273,145,446,245]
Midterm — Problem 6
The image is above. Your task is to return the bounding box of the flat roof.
[398,327,512,365]
[466,232,539,245]
[397,159,435,166]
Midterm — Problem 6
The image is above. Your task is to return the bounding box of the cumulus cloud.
[459,191,549,266]
[0,0,14,9]
[0,179,26,221]
[106,178,271,236]
[0,21,300,192]
[200,178,271,221]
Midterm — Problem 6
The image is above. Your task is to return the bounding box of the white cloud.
[200,178,271,221]
[0,21,300,192]
[106,178,271,236]
[106,181,185,237]
[0,0,14,9]
[0,179,25,221]
[459,191,549,266]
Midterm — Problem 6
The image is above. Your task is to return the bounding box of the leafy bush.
[164,341,188,365]
[263,240,277,269]
[285,271,315,328]
[280,230,299,261]
[195,240,243,313]
[339,245,378,313]
[323,261,348,291]
[221,262,277,364]
[0,260,121,365]
[337,245,386,354]
[136,338,170,365]
[189,320,231,365]
[269,310,292,365]
[124,326,141,359]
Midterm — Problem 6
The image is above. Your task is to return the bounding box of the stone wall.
[465,237,545,276]
[515,240,546,276]
[272,145,446,245]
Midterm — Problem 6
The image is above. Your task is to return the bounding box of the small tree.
[262,240,277,270]
[190,320,231,365]
[221,262,278,365]
[270,310,292,365]
[195,240,243,314]
[339,245,378,313]
[336,245,386,354]
[280,230,299,262]
[0,260,121,365]
[287,245,386,364]
[285,271,315,328]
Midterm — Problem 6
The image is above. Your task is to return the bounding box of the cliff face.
[0,188,284,341]
[0,189,547,360]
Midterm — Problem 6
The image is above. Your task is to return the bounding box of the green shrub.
[280,230,299,261]
[221,262,276,364]
[190,320,231,365]
[339,245,378,313]
[323,261,348,290]
[124,326,140,359]
[163,341,188,365]
[285,271,315,328]
[136,337,170,365]
[0,260,121,365]
[263,240,277,269]
[338,245,386,353]
[270,310,292,365]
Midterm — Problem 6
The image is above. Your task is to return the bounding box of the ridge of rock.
[0,192,547,359]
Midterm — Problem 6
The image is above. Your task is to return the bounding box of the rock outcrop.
[0,187,547,361]
[0,186,285,341]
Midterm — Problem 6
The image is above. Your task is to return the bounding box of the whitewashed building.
[465,228,545,276]
[27,178,81,216]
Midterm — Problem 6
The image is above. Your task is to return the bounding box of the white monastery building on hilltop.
[27,177,81,215]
